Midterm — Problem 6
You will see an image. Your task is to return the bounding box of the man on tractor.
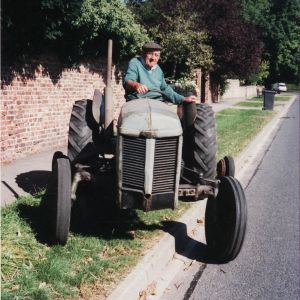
[124,41,196,104]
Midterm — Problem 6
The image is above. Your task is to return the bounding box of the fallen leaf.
[184,259,195,271]
[147,281,157,295]
[39,282,47,288]
[129,230,135,238]
[174,282,183,289]
[10,285,20,291]
[139,290,147,300]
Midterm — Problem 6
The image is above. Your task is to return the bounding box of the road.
[161,97,299,300]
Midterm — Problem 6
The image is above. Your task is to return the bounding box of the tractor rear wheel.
[68,99,99,163]
[182,103,217,180]
[205,176,247,263]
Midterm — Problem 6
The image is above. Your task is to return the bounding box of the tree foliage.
[149,14,213,79]
[195,0,262,82]
[2,0,148,63]
[127,0,262,84]
[127,0,213,79]
[3,0,298,85]
[241,0,300,83]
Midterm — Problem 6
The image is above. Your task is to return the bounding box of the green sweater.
[124,57,184,105]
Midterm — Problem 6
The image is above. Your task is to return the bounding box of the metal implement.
[104,39,114,136]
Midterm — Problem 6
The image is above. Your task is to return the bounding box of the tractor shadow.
[15,171,218,264]
[15,171,164,245]
[15,170,52,195]
[161,220,219,264]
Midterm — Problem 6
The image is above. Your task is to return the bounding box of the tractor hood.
[118,99,182,138]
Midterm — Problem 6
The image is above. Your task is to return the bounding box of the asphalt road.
[162,97,299,300]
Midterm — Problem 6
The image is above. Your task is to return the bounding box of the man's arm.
[124,58,149,94]
[160,76,196,104]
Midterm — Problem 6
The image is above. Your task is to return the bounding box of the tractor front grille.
[122,136,179,194]
[152,137,178,193]
[122,136,146,190]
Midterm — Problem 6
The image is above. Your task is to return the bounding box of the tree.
[150,14,213,79]
[2,0,148,63]
[196,0,262,82]
[127,0,214,79]
[241,0,300,84]
[127,0,262,89]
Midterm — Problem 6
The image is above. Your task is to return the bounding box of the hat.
[142,41,162,51]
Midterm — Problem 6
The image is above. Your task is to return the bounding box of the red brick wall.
[1,58,126,163]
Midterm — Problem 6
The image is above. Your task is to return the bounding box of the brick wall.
[1,58,126,163]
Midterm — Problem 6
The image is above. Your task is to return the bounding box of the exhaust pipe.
[104,39,114,136]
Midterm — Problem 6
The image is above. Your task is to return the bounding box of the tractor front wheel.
[205,176,247,263]
[50,155,72,245]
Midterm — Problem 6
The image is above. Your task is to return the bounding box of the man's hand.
[126,80,149,94]
[136,84,149,94]
[183,95,197,103]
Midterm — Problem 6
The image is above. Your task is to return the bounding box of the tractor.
[47,40,247,263]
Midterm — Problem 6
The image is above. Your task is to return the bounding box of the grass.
[248,96,263,101]
[274,95,293,101]
[1,193,190,299]
[286,83,300,91]
[234,93,295,107]
[234,101,264,107]
[216,108,274,159]
[1,106,276,299]
[249,93,294,101]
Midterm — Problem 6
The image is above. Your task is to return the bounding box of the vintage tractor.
[48,40,247,263]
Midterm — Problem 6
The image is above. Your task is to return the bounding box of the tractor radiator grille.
[122,136,146,190]
[152,137,178,193]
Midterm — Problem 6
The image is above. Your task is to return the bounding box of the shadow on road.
[162,220,221,264]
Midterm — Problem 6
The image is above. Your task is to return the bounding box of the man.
[124,41,196,104]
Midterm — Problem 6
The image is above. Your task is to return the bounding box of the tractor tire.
[52,151,64,171]
[182,103,217,180]
[216,156,235,179]
[50,156,72,245]
[224,156,235,177]
[68,100,99,163]
[205,176,247,263]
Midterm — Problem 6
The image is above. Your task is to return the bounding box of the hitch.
[179,178,219,201]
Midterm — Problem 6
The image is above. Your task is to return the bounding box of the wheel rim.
[205,176,247,262]
[216,158,226,178]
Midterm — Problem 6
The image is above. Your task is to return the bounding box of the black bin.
[262,90,276,110]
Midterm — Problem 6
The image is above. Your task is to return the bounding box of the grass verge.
[286,84,300,91]
[1,196,190,299]
[1,107,275,299]
[274,95,292,101]
[216,108,274,159]
[248,94,294,102]
[234,101,264,107]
